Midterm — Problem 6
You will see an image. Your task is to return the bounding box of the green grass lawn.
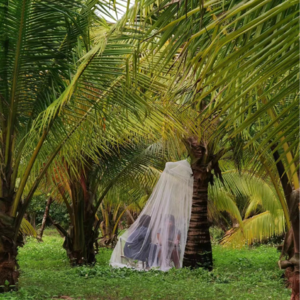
[0,229,291,300]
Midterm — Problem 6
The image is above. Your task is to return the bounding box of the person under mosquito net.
[123,215,152,265]
[110,160,193,271]
[151,214,181,269]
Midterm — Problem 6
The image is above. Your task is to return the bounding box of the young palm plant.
[213,169,287,247]
[98,187,150,248]
[46,142,165,265]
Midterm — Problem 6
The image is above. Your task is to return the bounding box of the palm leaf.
[221,210,285,247]
[20,218,37,237]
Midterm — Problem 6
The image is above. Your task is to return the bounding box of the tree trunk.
[63,219,98,266]
[0,240,18,292]
[29,213,36,229]
[183,163,213,270]
[99,211,118,248]
[272,148,299,300]
[0,223,23,292]
[282,190,300,300]
[51,208,99,266]
[0,191,24,292]
[125,205,134,224]
[38,197,53,240]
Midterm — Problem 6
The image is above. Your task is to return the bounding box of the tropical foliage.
[210,169,286,246]
[0,0,176,287]
[43,141,164,264]
[0,0,298,298]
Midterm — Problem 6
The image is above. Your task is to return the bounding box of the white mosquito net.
[110,159,193,271]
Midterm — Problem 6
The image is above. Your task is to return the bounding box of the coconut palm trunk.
[0,238,19,292]
[50,198,100,265]
[182,136,224,270]
[272,148,300,300]
[52,168,100,266]
[182,134,226,270]
[184,161,213,270]
[63,210,99,266]
[0,182,25,291]
[0,216,22,292]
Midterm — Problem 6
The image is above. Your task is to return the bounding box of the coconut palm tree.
[0,0,100,288]
[181,133,225,270]
[0,0,176,289]
[119,0,298,281]
[45,141,165,265]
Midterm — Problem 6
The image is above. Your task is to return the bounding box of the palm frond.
[208,184,243,228]
[221,210,285,247]
[121,0,299,186]
[20,218,37,237]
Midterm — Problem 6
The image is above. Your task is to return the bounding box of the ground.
[0,229,291,300]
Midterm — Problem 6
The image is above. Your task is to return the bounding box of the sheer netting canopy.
[110,160,193,271]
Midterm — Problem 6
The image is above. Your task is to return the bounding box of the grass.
[0,229,291,300]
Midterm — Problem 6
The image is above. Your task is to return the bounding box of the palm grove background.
[0,0,298,298]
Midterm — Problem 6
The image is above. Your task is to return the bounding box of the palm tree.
[181,134,225,270]
[0,0,174,289]
[0,0,100,288]
[46,142,164,265]
[120,0,298,279]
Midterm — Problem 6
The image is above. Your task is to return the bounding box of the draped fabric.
[110,160,193,271]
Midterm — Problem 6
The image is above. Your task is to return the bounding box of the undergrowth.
[0,229,291,300]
